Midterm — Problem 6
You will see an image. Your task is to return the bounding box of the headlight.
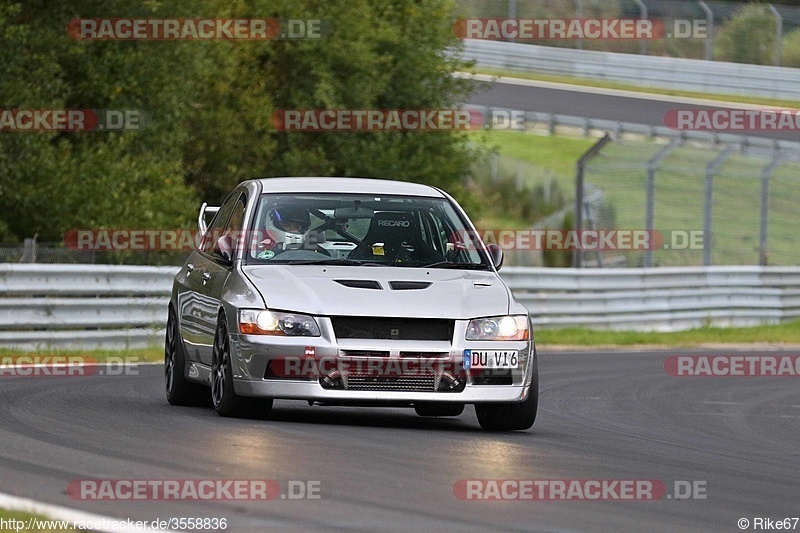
[239,310,321,336]
[466,315,529,341]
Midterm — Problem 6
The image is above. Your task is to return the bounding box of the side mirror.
[486,243,504,270]
[214,234,235,264]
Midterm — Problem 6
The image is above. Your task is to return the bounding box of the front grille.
[346,376,437,392]
[340,350,390,358]
[330,317,454,341]
[319,368,465,393]
[399,351,449,358]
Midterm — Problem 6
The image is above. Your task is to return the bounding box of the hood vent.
[334,279,383,290]
[389,281,432,291]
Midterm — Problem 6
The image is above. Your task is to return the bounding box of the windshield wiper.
[421,261,489,270]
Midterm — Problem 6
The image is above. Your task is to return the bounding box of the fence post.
[759,154,785,266]
[21,238,37,264]
[644,140,679,268]
[632,0,648,56]
[768,5,783,66]
[574,0,584,50]
[703,148,734,266]
[508,0,517,20]
[574,133,613,268]
[698,1,714,61]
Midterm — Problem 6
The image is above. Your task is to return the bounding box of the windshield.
[243,193,489,269]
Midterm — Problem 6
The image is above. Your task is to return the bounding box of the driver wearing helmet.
[256,206,314,259]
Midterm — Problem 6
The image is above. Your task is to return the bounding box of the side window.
[200,193,239,254]
[226,198,246,234]
[222,197,247,254]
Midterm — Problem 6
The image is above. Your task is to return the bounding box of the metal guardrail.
[462,40,800,101]
[0,264,176,350]
[503,266,800,331]
[467,105,800,161]
[2,264,800,350]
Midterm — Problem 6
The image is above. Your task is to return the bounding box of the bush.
[782,28,800,68]
[714,4,778,65]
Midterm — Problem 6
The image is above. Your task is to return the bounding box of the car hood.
[241,265,510,319]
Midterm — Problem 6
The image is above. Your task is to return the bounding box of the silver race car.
[165,177,538,431]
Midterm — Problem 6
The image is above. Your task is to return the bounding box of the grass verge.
[471,67,800,109]
[0,347,162,363]
[536,319,800,347]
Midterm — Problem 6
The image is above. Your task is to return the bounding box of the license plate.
[463,350,519,370]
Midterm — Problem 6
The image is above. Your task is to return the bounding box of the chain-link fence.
[578,139,800,267]
[0,241,189,266]
[454,0,800,66]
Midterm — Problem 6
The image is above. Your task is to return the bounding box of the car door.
[178,193,238,364]
[193,192,247,366]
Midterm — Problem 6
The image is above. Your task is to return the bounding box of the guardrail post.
[632,0,648,56]
[768,5,783,66]
[644,140,679,268]
[574,133,613,268]
[21,238,37,264]
[759,154,785,266]
[698,1,714,61]
[703,148,734,266]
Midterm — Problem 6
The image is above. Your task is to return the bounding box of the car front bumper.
[227,317,535,404]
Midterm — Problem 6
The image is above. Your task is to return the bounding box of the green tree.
[782,28,800,68]
[255,0,477,195]
[1,0,478,245]
[714,4,778,65]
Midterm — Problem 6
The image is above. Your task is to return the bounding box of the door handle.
[186,263,195,273]
[202,272,212,283]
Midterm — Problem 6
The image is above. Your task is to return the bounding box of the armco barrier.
[502,266,800,331]
[1,264,799,350]
[0,264,176,351]
[461,40,800,101]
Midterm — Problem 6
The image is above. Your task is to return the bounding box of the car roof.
[248,177,446,198]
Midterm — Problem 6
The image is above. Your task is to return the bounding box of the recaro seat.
[348,211,439,263]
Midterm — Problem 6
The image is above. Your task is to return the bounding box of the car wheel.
[211,315,273,419]
[165,308,208,406]
[414,402,465,417]
[474,357,538,431]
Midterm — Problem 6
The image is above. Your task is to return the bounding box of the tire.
[414,402,465,417]
[165,308,209,406]
[474,356,539,431]
[211,315,273,419]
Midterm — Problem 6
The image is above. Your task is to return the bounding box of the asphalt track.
[1,350,798,532]
[467,78,800,142]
